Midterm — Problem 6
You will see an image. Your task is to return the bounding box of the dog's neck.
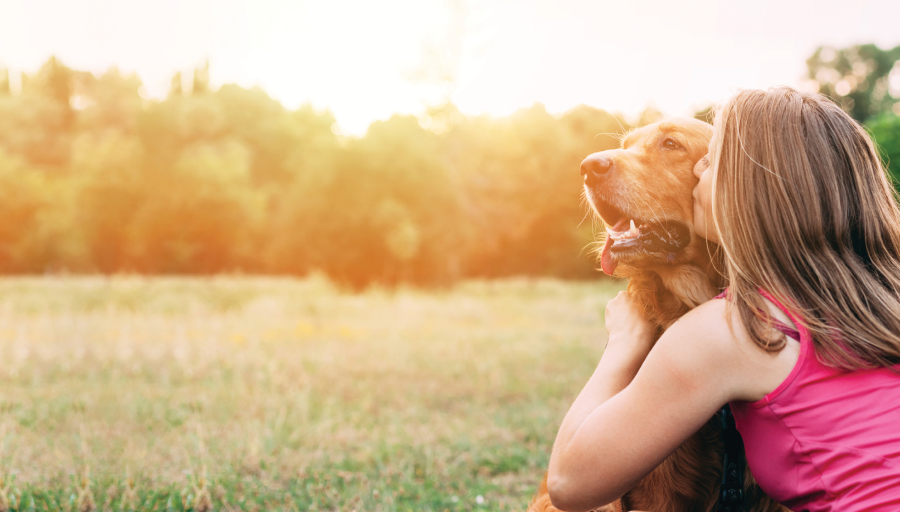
[622,240,725,331]
[657,264,719,309]
[659,240,723,306]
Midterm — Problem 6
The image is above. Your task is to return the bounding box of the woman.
[547,87,900,512]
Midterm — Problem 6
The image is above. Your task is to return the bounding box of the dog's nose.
[581,154,613,182]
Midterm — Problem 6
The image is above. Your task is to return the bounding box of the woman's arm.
[548,291,656,469]
[547,296,750,512]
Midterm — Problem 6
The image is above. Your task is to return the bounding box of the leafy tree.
[71,132,147,272]
[0,69,9,96]
[0,150,53,271]
[807,44,900,121]
[867,113,900,185]
[192,60,211,95]
[271,115,461,287]
[130,139,264,273]
[169,71,184,97]
[0,59,77,167]
[693,105,714,124]
[76,67,144,135]
[0,57,639,284]
[636,105,665,126]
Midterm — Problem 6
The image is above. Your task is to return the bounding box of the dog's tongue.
[601,218,631,275]
[600,237,617,275]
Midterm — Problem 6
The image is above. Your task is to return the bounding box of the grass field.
[0,276,621,511]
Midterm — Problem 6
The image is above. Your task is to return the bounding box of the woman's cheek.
[693,173,712,240]
[693,192,707,238]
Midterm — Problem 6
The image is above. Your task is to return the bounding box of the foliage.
[3,47,900,285]
[867,113,900,184]
[806,43,900,121]
[0,59,631,285]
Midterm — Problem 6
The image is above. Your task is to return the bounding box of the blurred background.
[1,0,899,287]
[2,1,900,510]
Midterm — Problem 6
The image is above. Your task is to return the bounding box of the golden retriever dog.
[526,118,786,512]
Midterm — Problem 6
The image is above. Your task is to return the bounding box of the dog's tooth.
[619,219,640,237]
[608,220,643,242]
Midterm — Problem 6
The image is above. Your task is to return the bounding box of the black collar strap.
[717,404,744,511]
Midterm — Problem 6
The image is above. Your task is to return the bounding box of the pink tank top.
[721,290,900,511]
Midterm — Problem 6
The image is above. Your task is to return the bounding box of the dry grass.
[0,276,621,511]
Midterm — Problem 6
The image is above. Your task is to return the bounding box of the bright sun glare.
[2,0,900,134]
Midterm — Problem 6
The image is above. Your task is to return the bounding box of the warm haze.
[3,0,900,134]
[3,2,900,511]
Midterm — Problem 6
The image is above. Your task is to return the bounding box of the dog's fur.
[527,118,787,512]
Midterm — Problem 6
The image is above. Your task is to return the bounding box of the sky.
[2,0,900,135]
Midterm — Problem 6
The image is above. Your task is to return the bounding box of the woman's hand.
[603,290,656,367]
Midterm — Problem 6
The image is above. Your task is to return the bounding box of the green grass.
[0,276,622,511]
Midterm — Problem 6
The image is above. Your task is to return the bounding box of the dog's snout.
[580,154,613,183]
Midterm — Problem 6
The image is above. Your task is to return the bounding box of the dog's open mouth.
[594,198,691,275]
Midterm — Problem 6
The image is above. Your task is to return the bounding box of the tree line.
[1,43,899,287]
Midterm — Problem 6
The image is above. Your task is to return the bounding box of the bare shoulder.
[647,297,801,403]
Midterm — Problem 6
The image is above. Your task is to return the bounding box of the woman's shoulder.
[656,295,802,403]
[658,298,744,367]
[672,291,798,347]
[663,295,735,343]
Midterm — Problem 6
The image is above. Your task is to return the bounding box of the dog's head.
[582,117,713,279]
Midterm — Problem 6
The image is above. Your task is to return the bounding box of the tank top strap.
[757,289,808,343]
[711,288,801,341]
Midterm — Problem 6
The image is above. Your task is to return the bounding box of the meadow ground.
[0,276,622,511]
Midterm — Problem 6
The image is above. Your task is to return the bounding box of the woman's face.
[692,136,720,244]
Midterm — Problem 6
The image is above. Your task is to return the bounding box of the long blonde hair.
[711,86,900,369]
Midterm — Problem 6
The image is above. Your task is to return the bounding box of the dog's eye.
[663,138,681,150]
